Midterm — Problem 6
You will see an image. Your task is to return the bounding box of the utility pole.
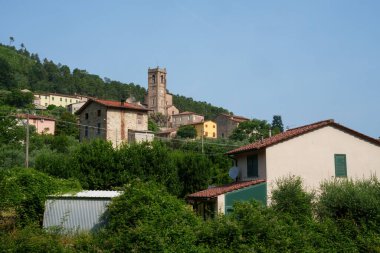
[201,128,204,154]
[25,113,29,168]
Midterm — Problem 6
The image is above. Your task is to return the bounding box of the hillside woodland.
[0,43,229,119]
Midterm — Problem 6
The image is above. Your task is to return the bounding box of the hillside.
[0,44,230,119]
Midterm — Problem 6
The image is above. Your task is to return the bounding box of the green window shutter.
[247,155,258,178]
[335,154,347,177]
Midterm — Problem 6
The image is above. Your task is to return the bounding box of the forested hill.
[0,43,230,119]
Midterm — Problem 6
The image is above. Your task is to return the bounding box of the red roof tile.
[17,114,55,121]
[186,179,265,199]
[219,113,249,123]
[227,119,380,155]
[76,99,149,114]
[173,111,203,116]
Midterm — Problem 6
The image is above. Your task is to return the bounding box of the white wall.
[265,126,380,199]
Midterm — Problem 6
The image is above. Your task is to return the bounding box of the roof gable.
[76,99,149,115]
[227,119,380,155]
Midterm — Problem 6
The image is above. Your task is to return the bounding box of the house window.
[97,123,101,135]
[85,126,88,137]
[52,97,54,101]
[213,125,215,128]
[222,133,224,138]
[335,154,347,177]
[247,155,258,178]
[70,99,72,102]
[76,100,79,103]
[60,98,62,101]
[65,98,67,102]
[45,103,47,106]
[204,131,208,137]
[213,132,216,137]
[45,96,47,99]
[97,110,101,117]
[137,114,143,124]
[188,116,190,120]
[85,113,89,119]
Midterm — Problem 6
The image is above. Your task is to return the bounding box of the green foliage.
[101,180,202,253]
[0,57,15,89]
[317,178,380,232]
[271,115,284,133]
[171,151,212,197]
[0,106,25,144]
[55,111,79,138]
[117,141,181,196]
[229,119,272,143]
[271,176,314,221]
[173,94,230,120]
[0,168,81,226]
[177,124,197,139]
[148,117,159,132]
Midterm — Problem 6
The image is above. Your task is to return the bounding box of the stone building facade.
[76,99,151,147]
[170,111,204,128]
[215,113,249,139]
[144,67,179,118]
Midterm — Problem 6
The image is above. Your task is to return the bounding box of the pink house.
[19,114,56,135]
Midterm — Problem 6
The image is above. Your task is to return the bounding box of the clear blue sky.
[1,0,379,138]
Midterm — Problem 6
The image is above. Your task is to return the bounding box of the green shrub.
[0,168,81,226]
[271,176,314,220]
[101,180,202,252]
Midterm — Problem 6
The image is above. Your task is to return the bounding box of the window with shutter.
[335,154,347,177]
[247,155,259,178]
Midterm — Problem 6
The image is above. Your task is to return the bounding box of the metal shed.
[43,190,122,233]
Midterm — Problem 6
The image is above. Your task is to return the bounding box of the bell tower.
[147,67,167,115]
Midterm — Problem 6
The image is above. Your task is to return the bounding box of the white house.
[188,119,380,215]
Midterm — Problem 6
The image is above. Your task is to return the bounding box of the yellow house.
[34,93,88,108]
[193,120,217,139]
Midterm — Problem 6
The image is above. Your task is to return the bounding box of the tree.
[177,125,197,139]
[55,111,79,138]
[229,119,271,143]
[272,115,284,133]
[148,118,159,132]
[5,89,34,107]
[0,106,25,144]
[0,57,14,89]
[9,37,14,46]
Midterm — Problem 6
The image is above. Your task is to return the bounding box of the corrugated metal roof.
[50,190,123,198]
[43,191,123,233]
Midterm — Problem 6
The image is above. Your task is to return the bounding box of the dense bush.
[0,168,81,226]
[100,180,202,252]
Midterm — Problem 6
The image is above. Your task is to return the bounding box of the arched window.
[161,75,164,83]
[152,75,156,84]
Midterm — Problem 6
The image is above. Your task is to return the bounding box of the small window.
[60,98,62,101]
[70,99,72,102]
[65,98,67,102]
[52,97,54,101]
[213,125,215,128]
[205,124,208,128]
[45,103,47,106]
[204,131,208,137]
[76,100,79,103]
[222,133,224,138]
[188,116,190,120]
[152,74,156,84]
[97,110,101,117]
[45,96,47,99]
[213,132,216,137]
[97,123,101,135]
[85,126,88,137]
[335,154,347,177]
[161,75,164,83]
[85,113,89,119]
[137,114,143,124]
[247,155,259,178]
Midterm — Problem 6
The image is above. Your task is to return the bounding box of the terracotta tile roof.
[173,111,203,116]
[227,119,380,155]
[186,179,265,200]
[76,99,149,114]
[18,114,55,121]
[219,113,249,123]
